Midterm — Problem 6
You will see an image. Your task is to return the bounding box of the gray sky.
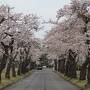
[0,0,71,39]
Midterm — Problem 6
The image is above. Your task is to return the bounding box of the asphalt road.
[4,69,80,90]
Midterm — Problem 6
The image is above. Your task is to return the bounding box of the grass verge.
[55,71,90,90]
[0,71,32,90]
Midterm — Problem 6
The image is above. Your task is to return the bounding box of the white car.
[43,66,47,69]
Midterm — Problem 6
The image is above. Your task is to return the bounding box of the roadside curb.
[0,70,34,90]
[54,71,85,90]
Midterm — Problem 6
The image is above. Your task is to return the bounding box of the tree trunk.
[65,49,77,78]
[60,59,65,74]
[79,59,88,80]
[5,62,11,79]
[65,60,70,76]
[12,62,16,77]
[80,64,87,80]
[87,63,90,84]
[71,62,77,78]
[0,71,2,83]
[58,60,60,72]
[54,60,57,71]
[17,62,22,75]
[21,61,25,74]
[0,54,8,82]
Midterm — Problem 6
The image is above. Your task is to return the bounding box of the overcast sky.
[0,0,71,39]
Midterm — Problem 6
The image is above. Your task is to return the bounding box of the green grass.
[0,75,21,89]
[0,71,32,89]
[56,72,90,90]
[86,88,90,90]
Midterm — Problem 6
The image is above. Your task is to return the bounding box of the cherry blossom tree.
[0,5,41,82]
[44,0,90,84]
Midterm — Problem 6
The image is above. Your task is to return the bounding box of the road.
[4,69,80,90]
